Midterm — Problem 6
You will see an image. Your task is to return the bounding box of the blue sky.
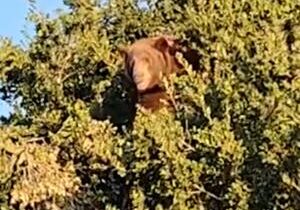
[0,0,67,117]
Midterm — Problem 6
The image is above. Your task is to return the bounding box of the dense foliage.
[0,0,299,209]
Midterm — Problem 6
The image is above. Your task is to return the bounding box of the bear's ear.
[154,35,183,54]
[117,46,128,59]
[154,36,174,52]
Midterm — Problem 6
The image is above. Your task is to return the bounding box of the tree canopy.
[0,0,299,209]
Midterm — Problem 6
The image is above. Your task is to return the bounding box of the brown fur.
[119,35,183,94]
[118,35,202,111]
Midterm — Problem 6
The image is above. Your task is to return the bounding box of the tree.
[0,0,299,209]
